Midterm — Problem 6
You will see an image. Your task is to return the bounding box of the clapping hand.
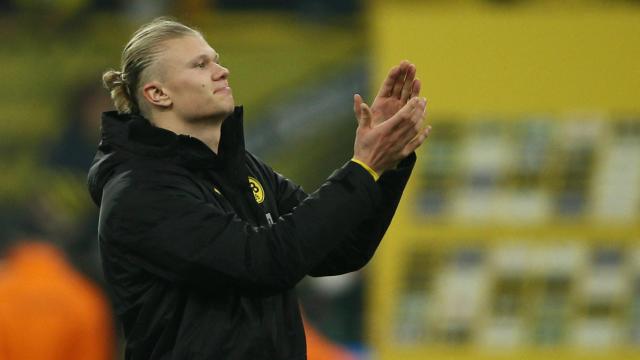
[351,60,430,175]
[354,60,421,126]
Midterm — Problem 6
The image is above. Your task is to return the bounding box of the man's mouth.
[213,86,231,94]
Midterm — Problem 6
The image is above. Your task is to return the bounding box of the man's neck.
[151,112,225,153]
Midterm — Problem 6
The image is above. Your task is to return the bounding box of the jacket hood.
[87,107,245,206]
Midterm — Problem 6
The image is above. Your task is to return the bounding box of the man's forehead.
[162,36,218,62]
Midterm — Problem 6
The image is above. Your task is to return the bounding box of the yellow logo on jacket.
[248,177,264,204]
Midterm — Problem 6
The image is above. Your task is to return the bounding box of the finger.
[411,78,421,99]
[396,97,427,141]
[403,96,427,129]
[391,60,410,99]
[353,94,363,123]
[382,96,422,131]
[402,125,431,156]
[376,65,401,98]
[414,97,427,125]
[359,102,374,129]
[400,64,416,103]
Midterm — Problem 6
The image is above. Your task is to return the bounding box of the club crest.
[248,177,264,204]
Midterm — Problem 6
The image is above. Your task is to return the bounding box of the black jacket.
[87,107,415,359]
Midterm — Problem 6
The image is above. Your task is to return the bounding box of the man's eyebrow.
[189,53,218,64]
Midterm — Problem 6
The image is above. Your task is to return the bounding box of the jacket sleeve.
[271,154,416,277]
[99,160,381,293]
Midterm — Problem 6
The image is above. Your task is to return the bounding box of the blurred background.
[0,0,639,359]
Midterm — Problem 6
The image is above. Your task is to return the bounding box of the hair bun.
[102,69,135,114]
[102,70,126,91]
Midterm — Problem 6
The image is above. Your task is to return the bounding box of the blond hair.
[102,17,200,114]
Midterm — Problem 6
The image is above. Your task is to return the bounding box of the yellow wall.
[370,2,640,118]
[367,2,640,359]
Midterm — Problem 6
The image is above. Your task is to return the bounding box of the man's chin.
[225,98,236,113]
[215,105,235,122]
[220,102,235,118]
[214,96,235,113]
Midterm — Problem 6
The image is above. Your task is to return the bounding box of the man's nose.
[212,64,230,80]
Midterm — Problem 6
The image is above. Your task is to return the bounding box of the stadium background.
[1,0,639,359]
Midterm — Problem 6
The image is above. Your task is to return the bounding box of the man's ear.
[141,81,172,108]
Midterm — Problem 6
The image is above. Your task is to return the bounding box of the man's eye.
[197,62,206,68]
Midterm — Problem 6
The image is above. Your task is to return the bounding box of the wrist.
[350,158,380,181]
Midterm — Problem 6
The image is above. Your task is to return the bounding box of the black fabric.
[87,107,416,359]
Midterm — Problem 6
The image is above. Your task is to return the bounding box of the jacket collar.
[99,106,245,170]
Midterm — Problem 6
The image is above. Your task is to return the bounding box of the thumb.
[359,102,373,129]
[353,94,363,123]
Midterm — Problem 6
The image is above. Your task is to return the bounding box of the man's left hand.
[354,60,421,126]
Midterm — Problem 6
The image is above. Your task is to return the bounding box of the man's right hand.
[352,95,430,176]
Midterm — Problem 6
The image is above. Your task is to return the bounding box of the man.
[89,18,429,359]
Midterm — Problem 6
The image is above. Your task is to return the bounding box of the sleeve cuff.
[350,158,380,181]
